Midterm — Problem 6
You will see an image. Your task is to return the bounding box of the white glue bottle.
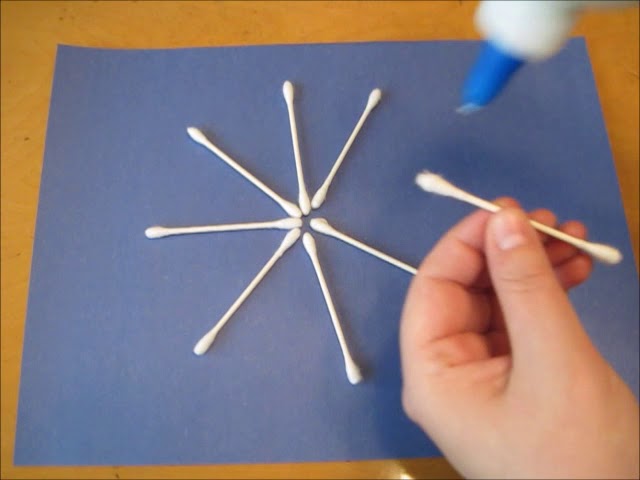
[460,0,638,113]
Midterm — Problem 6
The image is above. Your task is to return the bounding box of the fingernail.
[492,209,528,251]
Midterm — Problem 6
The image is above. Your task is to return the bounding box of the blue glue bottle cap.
[460,40,525,112]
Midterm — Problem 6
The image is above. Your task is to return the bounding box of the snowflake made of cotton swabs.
[145,81,416,385]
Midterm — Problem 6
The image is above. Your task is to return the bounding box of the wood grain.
[2,2,637,478]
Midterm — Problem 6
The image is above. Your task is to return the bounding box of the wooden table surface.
[1,2,638,479]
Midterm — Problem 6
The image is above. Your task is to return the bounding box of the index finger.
[401,206,498,349]
[420,197,520,286]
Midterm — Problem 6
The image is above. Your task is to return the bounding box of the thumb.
[485,208,585,373]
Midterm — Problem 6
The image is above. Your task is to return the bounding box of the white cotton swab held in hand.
[145,217,302,239]
[310,218,417,275]
[415,171,623,265]
[311,88,382,210]
[282,81,311,215]
[193,228,301,356]
[302,233,362,385]
[186,127,302,218]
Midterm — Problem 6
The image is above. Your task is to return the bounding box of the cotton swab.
[302,233,362,385]
[310,218,417,275]
[193,228,301,356]
[145,217,302,239]
[415,171,623,265]
[311,88,382,210]
[282,81,311,215]
[187,127,302,218]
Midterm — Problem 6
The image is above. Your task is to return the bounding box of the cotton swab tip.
[274,217,303,229]
[415,171,459,197]
[186,126,208,144]
[302,232,317,254]
[584,243,623,265]
[193,331,217,356]
[299,194,311,216]
[280,228,302,251]
[311,187,327,209]
[367,88,382,109]
[346,360,363,385]
[280,201,303,218]
[145,226,168,239]
[283,80,294,103]
[310,217,333,235]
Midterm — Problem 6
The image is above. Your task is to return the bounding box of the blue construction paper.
[16,39,639,466]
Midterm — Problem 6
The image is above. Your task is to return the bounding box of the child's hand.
[400,199,639,479]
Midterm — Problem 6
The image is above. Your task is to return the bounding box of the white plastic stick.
[415,171,623,265]
[302,233,362,385]
[310,218,417,275]
[187,127,302,218]
[311,88,382,209]
[145,217,302,239]
[193,228,301,356]
[282,81,311,215]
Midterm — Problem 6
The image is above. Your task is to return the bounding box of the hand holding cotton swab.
[415,171,622,265]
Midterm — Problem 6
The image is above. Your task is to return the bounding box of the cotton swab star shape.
[146,81,414,384]
[415,170,622,265]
